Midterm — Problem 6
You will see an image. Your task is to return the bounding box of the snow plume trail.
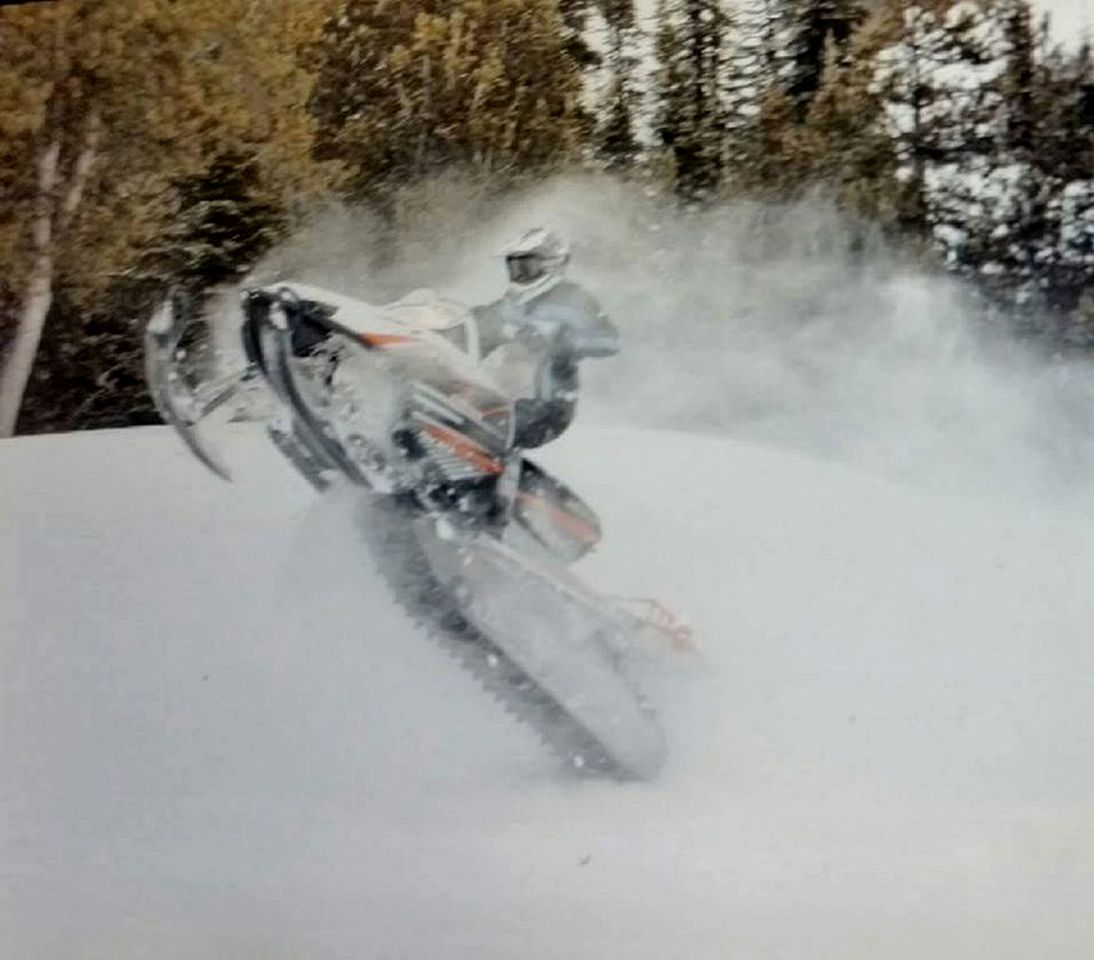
[253,175,1094,499]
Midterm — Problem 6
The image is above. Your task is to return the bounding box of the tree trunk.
[0,109,100,436]
[0,139,60,437]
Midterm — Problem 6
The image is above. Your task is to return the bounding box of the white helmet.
[504,228,570,292]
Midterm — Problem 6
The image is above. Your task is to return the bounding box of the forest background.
[0,0,1091,434]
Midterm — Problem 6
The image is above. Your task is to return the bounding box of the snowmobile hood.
[262,282,481,359]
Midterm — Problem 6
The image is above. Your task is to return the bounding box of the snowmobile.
[145,282,692,780]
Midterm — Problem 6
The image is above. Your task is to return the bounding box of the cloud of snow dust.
[239,176,1094,807]
[253,175,1094,502]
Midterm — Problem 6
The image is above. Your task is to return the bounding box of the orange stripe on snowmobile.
[360,333,418,348]
[515,491,600,545]
[422,422,505,476]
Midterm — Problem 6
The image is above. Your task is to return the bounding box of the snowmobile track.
[355,491,634,780]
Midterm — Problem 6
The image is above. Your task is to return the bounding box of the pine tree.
[873,0,1013,238]
[722,0,788,154]
[310,0,584,205]
[1001,0,1037,153]
[720,0,865,187]
[153,154,291,292]
[597,71,643,168]
[557,0,637,66]
[1027,33,1094,332]
[782,0,866,116]
[1037,37,1094,183]
[557,0,603,67]
[969,0,1050,314]
[653,0,730,202]
[870,0,1094,341]
[795,37,900,218]
[592,1,642,169]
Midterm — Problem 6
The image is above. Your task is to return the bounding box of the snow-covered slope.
[4,424,1094,959]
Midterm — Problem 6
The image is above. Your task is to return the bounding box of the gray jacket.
[472,280,620,404]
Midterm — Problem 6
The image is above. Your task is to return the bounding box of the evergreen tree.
[1001,0,1037,153]
[873,0,1012,237]
[1037,38,1094,183]
[593,1,642,168]
[795,38,901,218]
[969,0,1050,315]
[653,0,730,202]
[721,0,865,186]
[557,0,638,66]
[153,154,291,292]
[782,0,866,116]
[1025,34,1094,333]
[871,0,1094,341]
[557,0,604,67]
[722,0,788,161]
[310,0,584,206]
[597,70,643,168]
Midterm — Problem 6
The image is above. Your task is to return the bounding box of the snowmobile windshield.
[435,322,468,353]
[506,254,546,286]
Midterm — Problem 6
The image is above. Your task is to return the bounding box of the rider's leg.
[513,397,575,449]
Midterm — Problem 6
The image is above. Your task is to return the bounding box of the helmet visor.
[506,254,546,286]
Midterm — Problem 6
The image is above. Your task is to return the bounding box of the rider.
[471,228,620,449]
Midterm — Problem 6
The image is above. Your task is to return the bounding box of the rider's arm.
[550,287,620,359]
[566,306,620,358]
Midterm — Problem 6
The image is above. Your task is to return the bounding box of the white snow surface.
[4,423,1094,958]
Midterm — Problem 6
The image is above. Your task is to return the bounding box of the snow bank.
[4,424,1094,958]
